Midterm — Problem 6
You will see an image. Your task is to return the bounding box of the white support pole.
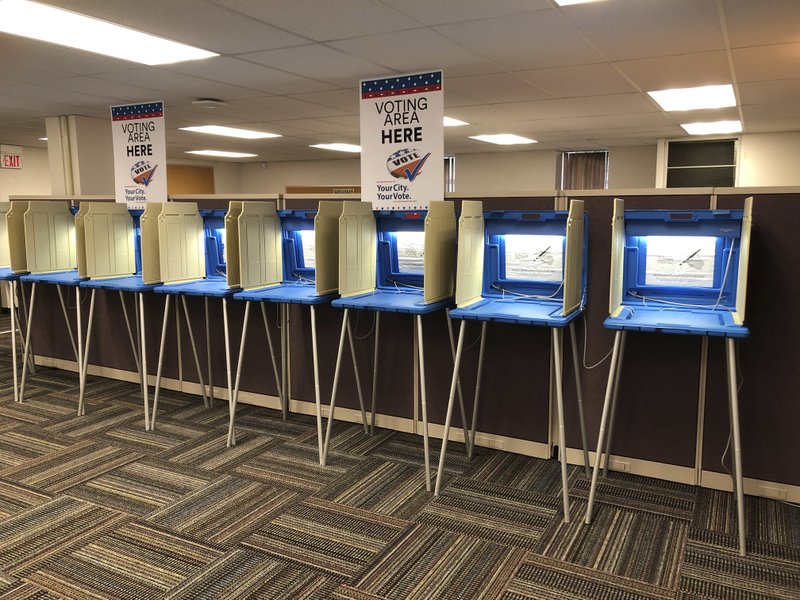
[445,310,471,458]
[469,323,488,456]
[74,287,83,405]
[260,303,284,419]
[602,331,627,476]
[416,315,432,492]
[310,305,324,462]
[57,285,78,362]
[552,327,571,522]
[9,281,18,404]
[726,338,747,556]
[18,281,35,374]
[119,291,140,374]
[569,321,591,476]
[77,289,96,416]
[150,295,171,430]
[180,296,209,408]
[205,297,214,405]
[369,312,380,434]
[19,283,37,402]
[322,309,350,467]
[435,319,466,495]
[585,330,624,524]
[345,313,368,433]
[139,293,150,431]
[227,300,250,448]
[222,297,232,414]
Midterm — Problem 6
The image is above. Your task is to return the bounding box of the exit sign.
[0,145,23,169]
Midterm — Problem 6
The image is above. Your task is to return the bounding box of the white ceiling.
[1,0,798,162]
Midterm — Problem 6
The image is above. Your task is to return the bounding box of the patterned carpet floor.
[0,321,798,598]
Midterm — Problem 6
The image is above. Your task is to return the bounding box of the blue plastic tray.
[154,278,238,298]
[234,283,336,306]
[21,270,84,286]
[604,306,748,338]
[449,298,581,327]
[332,289,453,315]
[80,275,157,293]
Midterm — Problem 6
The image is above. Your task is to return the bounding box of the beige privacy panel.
[225,202,242,288]
[83,202,135,279]
[315,201,343,295]
[455,201,484,308]
[0,203,11,268]
[238,201,281,291]
[339,201,376,297]
[562,199,585,316]
[734,196,753,325]
[158,202,205,284]
[74,202,90,278]
[608,198,626,317]
[24,201,77,274]
[7,202,29,273]
[423,200,457,304]
[140,202,164,284]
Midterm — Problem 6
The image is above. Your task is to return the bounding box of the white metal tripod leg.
[602,331,627,476]
[553,327,571,522]
[260,303,284,419]
[446,310,471,458]
[205,297,214,406]
[222,298,232,427]
[469,322,488,456]
[569,322,591,477]
[322,309,349,467]
[77,289,96,417]
[180,296,209,408]
[19,283,36,403]
[150,295,171,430]
[310,305,324,462]
[369,312,380,434]
[416,315,432,492]
[56,286,78,362]
[345,313,368,433]
[726,338,747,556]
[9,281,18,404]
[585,330,625,524]
[227,300,250,448]
[119,291,140,374]
[435,319,466,496]
[18,281,35,374]
[139,293,150,431]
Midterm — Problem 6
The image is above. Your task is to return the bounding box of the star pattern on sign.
[361,71,442,99]
[111,102,164,121]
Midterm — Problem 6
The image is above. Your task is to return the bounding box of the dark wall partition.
[25,191,800,490]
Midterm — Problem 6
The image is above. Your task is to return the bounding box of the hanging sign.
[1,145,23,169]
[110,101,167,209]
[360,71,443,210]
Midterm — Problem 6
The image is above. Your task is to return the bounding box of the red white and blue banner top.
[111,102,164,121]
[361,71,442,100]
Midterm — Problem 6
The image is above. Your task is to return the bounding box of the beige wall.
[454,150,559,194]
[240,158,360,194]
[213,162,242,194]
[0,146,52,202]
[738,131,800,186]
[607,146,658,189]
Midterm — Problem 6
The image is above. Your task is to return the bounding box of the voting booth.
[324,200,464,491]
[230,201,355,459]
[584,198,753,555]
[436,199,589,522]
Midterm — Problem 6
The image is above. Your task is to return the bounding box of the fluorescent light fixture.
[443,116,469,127]
[469,134,538,145]
[310,143,362,153]
[647,84,736,112]
[681,120,742,135]
[186,150,257,158]
[180,125,281,139]
[38,137,47,141]
[555,0,606,5]
[0,0,218,65]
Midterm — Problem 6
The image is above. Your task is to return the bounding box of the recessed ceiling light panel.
[0,0,218,65]
[680,120,742,135]
[186,150,258,158]
[443,116,469,127]
[647,84,736,112]
[555,0,607,5]
[180,125,281,139]
[309,143,362,153]
[469,134,538,145]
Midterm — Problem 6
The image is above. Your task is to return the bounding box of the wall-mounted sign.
[1,145,23,169]
[110,101,167,209]
[360,71,443,210]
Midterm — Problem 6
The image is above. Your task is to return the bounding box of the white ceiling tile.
[738,79,800,106]
[38,76,164,103]
[741,103,800,120]
[92,67,265,101]
[741,117,800,133]
[722,0,800,48]
[285,90,359,113]
[516,63,638,97]
[243,96,352,119]
[210,0,418,41]
[385,0,550,25]
[614,51,732,91]
[0,35,129,75]
[732,43,800,83]
[238,45,394,87]
[565,0,725,60]
[0,61,76,84]
[446,74,552,104]
[433,10,606,71]
[329,29,502,78]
